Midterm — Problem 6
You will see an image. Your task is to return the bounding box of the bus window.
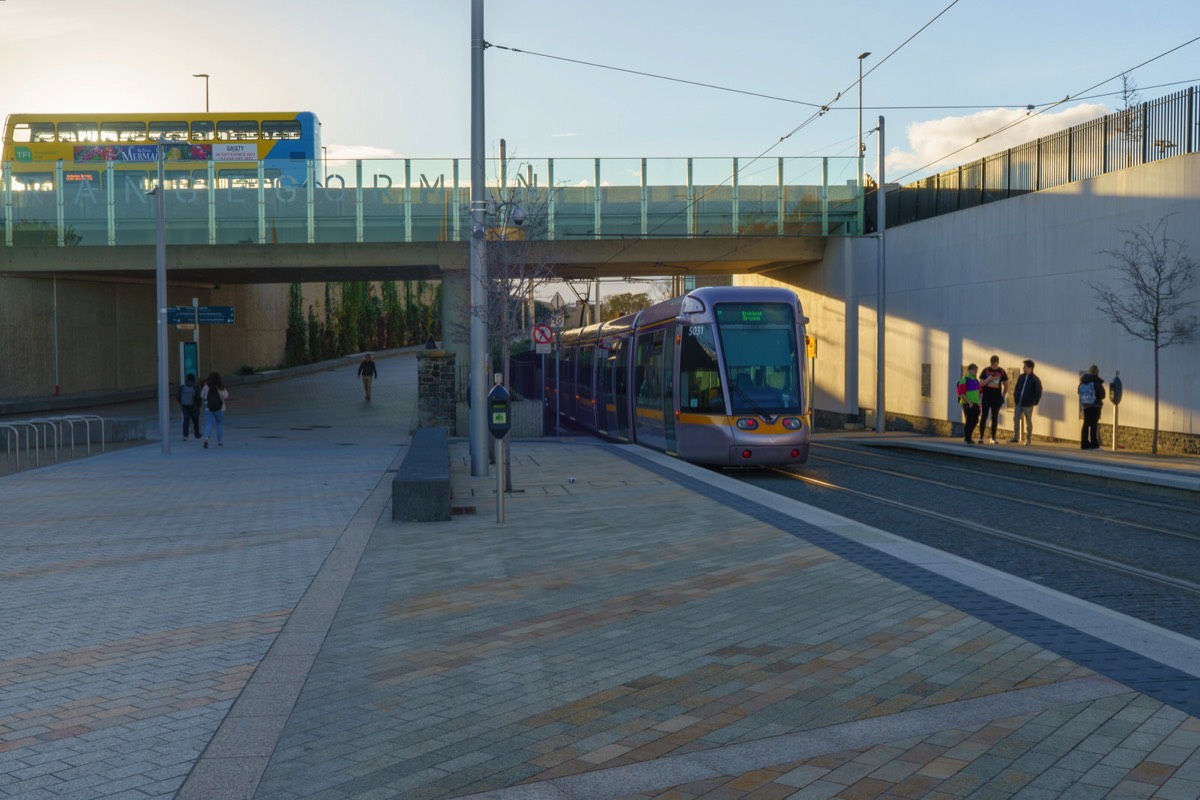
[58,122,99,143]
[13,122,56,143]
[191,121,215,142]
[217,120,259,141]
[261,120,301,140]
[100,121,147,142]
[148,121,189,141]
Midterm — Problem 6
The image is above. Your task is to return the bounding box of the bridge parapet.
[1,156,864,248]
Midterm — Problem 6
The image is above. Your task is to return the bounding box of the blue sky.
[2,0,1196,185]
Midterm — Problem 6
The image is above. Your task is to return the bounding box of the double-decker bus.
[1,111,320,190]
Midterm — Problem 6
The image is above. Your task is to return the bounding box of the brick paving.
[4,353,1200,799]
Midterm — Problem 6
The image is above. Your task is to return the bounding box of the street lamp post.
[192,73,209,112]
[150,146,170,455]
[857,52,871,233]
[875,116,887,434]
[469,0,489,476]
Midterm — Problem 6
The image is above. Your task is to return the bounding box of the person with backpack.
[956,363,982,445]
[200,371,230,449]
[178,373,202,441]
[1078,364,1106,450]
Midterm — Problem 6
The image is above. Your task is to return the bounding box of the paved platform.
[2,354,1200,799]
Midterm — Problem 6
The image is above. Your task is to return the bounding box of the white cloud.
[886,103,1111,181]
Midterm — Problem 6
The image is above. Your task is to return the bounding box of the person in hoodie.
[956,363,982,445]
[1078,364,1106,450]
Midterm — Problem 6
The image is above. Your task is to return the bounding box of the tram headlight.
[782,417,803,430]
[735,418,759,430]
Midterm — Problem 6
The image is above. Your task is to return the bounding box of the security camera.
[511,206,527,226]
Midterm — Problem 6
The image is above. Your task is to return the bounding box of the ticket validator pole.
[487,376,512,523]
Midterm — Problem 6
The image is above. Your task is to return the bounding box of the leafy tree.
[1091,216,1199,453]
[601,292,652,321]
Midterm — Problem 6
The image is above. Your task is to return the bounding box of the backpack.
[179,384,197,408]
[1078,380,1096,407]
[206,387,224,412]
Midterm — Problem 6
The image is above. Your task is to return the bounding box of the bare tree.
[444,149,566,399]
[1091,216,1199,453]
[1115,72,1143,168]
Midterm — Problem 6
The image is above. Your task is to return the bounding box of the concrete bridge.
[1,154,861,282]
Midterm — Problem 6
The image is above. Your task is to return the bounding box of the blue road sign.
[167,306,235,325]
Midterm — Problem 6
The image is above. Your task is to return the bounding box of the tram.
[552,285,811,467]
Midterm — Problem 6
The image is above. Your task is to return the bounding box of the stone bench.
[392,427,451,522]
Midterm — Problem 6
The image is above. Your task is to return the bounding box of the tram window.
[191,121,215,142]
[58,122,99,143]
[217,120,259,141]
[100,121,147,142]
[261,120,301,140]
[635,331,664,408]
[680,324,723,411]
[149,121,189,141]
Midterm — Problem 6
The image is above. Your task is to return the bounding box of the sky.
[1,0,1197,301]
[2,0,1196,179]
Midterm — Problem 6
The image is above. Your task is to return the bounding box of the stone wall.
[417,350,457,431]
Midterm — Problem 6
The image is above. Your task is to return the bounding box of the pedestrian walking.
[200,372,229,449]
[1008,359,1043,445]
[357,353,377,401]
[1078,365,1106,450]
[977,355,1008,444]
[178,373,202,441]
[956,364,982,445]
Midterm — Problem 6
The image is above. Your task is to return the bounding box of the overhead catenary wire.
[490,0,964,275]
[894,34,1200,183]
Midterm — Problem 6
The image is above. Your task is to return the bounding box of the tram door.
[633,329,667,451]
[609,338,631,440]
[663,328,677,454]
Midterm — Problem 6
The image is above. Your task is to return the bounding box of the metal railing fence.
[880,85,1198,228]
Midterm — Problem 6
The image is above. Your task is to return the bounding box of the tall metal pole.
[857,52,870,234]
[468,0,489,476]
[154,147,171,454]
[875,116,887,434]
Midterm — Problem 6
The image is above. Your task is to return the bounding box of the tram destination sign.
[167,306,235,325]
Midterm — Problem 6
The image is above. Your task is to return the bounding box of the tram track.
[731,440,1200,636]
[804,447,1199,544]
[768,465,1200,597]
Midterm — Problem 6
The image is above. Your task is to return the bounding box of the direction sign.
[167,306,235,325]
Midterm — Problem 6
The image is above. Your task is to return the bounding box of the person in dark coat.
[1079,364,1106,450]
[356,353,378,401]
[977,355,1008,444]
[178,373,202,440]
[1008,359,1043,445]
